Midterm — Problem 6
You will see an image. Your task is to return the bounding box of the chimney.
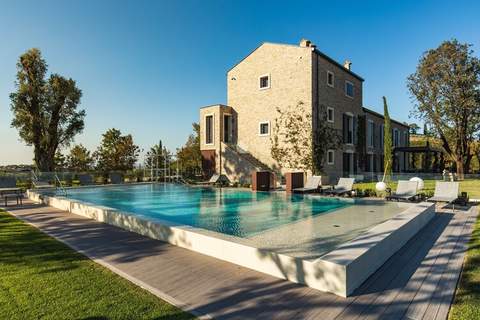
[299,38,316,49]
[344,60,352,70]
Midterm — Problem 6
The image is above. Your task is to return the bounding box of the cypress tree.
[383,96,393,181]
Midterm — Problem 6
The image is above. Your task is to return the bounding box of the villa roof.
[199,104,231,109]
[227,41,364,82]
[362,107,409,128]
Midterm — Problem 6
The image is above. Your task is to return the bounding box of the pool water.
[59,183,351,237]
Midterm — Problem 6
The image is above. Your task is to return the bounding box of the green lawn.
[354,179,480,199]
[449,213,480,320]
[0,210,194,320]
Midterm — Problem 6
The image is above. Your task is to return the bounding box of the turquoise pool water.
[57,183,351,237]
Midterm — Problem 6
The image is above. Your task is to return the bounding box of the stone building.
[199,39,409,183]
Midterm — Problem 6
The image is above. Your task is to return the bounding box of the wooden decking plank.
[335,213,453,320]
[423,209,477,320]
[401,210,472,320]
[352,212,460,320]
[379,211,467,319]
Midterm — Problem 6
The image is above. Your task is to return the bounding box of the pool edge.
[27,188,435,297]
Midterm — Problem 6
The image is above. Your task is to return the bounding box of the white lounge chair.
[293,175,322,193]
[427,181,459,210]
[386,180,419,202]
[196,174,229,185]
[324,178,355,196]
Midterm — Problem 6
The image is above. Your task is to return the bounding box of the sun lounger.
[33,180,55,188]
[427,181,459,210]
[386,180,419,201]
[0,176,23,206]
[78,174,94,185]
[293,175,322,193]
[0,176,16,188]
[196,173,229,185]
[109,172,124,184]
[324,177,355,196]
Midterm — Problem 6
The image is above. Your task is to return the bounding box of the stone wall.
[227,43,313,171]
[313,52,364,180]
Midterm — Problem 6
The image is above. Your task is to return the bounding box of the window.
[393,129,399,147]
[327,107,334,123]
[259,121,270,136]
[327,150,335,165]
[367,120,375,147]
[404,131,408,147]
[343,113,354,144]
[259,74,270,89]
[205,115,214,145]
[327,71,334,87]
[345,81,354,98]
[223,114,232,143]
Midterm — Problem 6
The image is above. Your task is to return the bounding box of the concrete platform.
[3,200,477,320]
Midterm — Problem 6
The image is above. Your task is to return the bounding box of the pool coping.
[27,186,435,297]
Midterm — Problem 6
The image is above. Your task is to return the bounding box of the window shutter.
[343,114,347,143]
[353,116,357,145]
[372,123,376,147]
[353,153,358,174]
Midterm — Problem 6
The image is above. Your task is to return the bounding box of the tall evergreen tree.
[383,96,393,181]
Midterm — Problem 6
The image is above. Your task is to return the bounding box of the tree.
[423,123,431,137]
[383,97,393,180]
[409,123,420,135]
[94,128,139,171]
[407,39,480,177]
[176,123,202,178]
[313,104,342,174]
[67,144,94,171]
[54,151,67,170]
[145,140,164,169]
[271,101,340,174]
[10,48,85,171]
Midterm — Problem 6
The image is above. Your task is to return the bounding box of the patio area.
[3,199,477,320]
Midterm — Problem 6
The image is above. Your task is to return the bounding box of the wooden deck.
[3,200,477,320]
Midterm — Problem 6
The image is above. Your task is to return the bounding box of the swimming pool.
[56,183,350,237]
[29,183,434,296]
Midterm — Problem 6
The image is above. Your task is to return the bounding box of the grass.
[354,179,480,199]
[0,209,194,320]
[449,213,480,320]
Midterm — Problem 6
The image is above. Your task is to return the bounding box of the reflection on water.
[57,184,350,237]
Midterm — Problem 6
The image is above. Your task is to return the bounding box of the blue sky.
[1,0,479,165]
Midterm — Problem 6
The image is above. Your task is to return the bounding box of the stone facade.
[362,108,410,176]
[199,39,409,183]
[227,43,313,170]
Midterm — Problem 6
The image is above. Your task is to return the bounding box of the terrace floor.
[3,200,477,320]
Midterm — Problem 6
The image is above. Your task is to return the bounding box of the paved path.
[3,200,477,320]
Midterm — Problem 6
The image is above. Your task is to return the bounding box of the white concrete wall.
[28,189,435,297]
